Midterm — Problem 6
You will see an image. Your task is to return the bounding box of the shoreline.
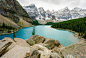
[0,25,85,40]
[0,29,19,35]
[0,25,34,35]
[51,27,85,40]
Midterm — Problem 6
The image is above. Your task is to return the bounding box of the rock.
[2,37,16,51]
[58,44,65,48]
[64,54,76,58]
[0,40,12,56]
[29,49,40,58]
[14,38,30,47]
[55,40,60,47]
[26,53,30,57]
[27,35,45,44]
[39,43,50,50]
[44,38,55,49]
[2,37,15,43]
[32,44,51,58]
[60,42,86,58]
[26,39,35,46]
[50,52,61,58]
[1,45,30,58]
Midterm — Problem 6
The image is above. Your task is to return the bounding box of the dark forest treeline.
[0,22,16,33]
[51,17,86,39]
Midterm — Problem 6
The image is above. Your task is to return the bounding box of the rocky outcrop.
[0,35,86,58]
[26,35,61,49]
[14,38,30,47]
[0,37,17,56]
[28,43,61,58]
[1,45,30,58]
[26,35,45,45]
[2,37,16,51]
[60,41,86,58]
[0,37,30,58]
[26,39,35,46]
[0,40,12,56]
[44,38,60,49]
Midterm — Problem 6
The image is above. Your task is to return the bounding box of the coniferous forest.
[51,17,86,39]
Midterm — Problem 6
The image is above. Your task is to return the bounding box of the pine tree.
[84,31,86,39]
[79,32,81,36]
[32,26,35,35]
[13,31,16,40]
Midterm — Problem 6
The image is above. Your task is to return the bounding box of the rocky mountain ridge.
[23,4,86,20]
[0,0,33,29]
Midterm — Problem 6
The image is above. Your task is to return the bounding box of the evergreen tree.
[79,32,81,36]
[51,17,86,39]
[84,31,86,39]
[32,26,35,35]
[13,31,16,40]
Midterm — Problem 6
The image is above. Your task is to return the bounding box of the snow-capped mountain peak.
[23,4,86,20]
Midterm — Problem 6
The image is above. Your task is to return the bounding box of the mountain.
[0,0,33,29]
[23,4,39,20]
[70,7,86,19]
[23,4,86,20]
[56,7,72,20]
[23,4,56,20]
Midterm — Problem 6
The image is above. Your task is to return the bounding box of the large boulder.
[0,37,16,57]
[50,52,61,58]
[14,38,30,47]
[29,50,40,58]
[26,39,35,46]
[0,41,12,56]
[1,45,30,58]
[55,40,60,47]
[2,37,15,43]
[44,38,55,49]
[26,35,45,45]
[64,54,76,58]
[31,44,51,58]
[2,37,16,51]
[44,38,60,49]
[60,42,86,58]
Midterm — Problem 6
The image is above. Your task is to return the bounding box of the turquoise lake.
[0,25,80,46]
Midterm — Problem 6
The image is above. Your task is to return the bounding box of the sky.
[17,0,86,11]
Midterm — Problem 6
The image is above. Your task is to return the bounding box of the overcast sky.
[17,0,86,11]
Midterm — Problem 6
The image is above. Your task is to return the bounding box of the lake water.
[0,25,80,46]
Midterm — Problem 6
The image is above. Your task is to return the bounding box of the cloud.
[17,0,86,11]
